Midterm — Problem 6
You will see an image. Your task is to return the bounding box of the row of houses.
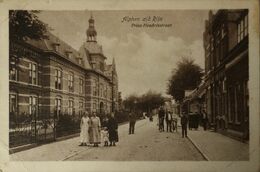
[9,14,119,123]
[178,9,249,141]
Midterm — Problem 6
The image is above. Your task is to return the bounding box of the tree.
[9,10,48,42]
[123,94,139,111]
[9,10,49,74]
[123,91,165,113]
[139,90,165,113]
[167,57,203,102]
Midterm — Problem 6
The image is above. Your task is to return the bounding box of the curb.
[9,133,80,154]
[9,143,38,154]
[187,135,210,161]
[55,133,80,142]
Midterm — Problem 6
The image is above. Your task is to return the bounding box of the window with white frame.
[55,97,62,118]
[68,72,74,92]
[93,101,97,111]
[29,95,38,116]
[78,58,83,65]
[29,62,37,85]
[221,24,226,39]
[93,79,98,96]
[238,14,248,43]
[79,101,84,117]
[68,99,74,115]
[100,84,103,97]
[79,78,83,94]
[10,93,17,114]
[104,85,107,98]
[55,68,62,90]
[9,57,17,81]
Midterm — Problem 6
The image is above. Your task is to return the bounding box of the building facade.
[203,10,249,140]
[9,15,119,125]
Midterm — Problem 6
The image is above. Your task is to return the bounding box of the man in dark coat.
[107,112,118,146]
[129,111,136,134]
[181,112,188,138]
[158,106,165,132]
[201,110,208,131]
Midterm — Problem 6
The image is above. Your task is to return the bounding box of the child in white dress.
[101,127,109,146]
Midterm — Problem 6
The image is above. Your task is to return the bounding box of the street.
[65,118,205,161]
[10,116,248,161]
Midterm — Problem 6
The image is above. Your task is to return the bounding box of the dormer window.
[66,51,72,59]
[53,43,60,52]
[76,56,83,65]
[91,61,96,70]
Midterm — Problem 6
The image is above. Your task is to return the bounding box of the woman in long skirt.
[79,112,90,146]
[90,112,101,147]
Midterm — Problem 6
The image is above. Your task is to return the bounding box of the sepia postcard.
[0,0,259,172]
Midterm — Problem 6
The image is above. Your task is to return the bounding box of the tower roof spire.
[86,12,97,42]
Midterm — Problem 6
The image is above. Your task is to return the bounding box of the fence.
[9,112,81,148]
[9,111,130,148]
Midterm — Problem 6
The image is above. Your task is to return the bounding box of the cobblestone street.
[66,119,204,161]
[11,118,205,161]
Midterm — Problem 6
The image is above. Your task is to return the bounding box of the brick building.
[9,15,119,124]
[203,10,249,140]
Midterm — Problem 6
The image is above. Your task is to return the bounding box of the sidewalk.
[10,119,149,161]
[187,127,249,161]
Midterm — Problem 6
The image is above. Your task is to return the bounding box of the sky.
[37,10,209,98]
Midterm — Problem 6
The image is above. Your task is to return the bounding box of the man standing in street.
[107,112,118,146]
[181,112,188,138]
[129,111,136,134]
[158,106,165,132]
[201,110,208,131]
[166,110,173,132]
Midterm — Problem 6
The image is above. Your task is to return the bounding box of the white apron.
[80,116,90,143]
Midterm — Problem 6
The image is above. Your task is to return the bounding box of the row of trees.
[123,90,165,115]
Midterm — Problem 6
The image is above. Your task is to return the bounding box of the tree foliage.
[123,91,165,113]
[9,10,48,41]
[167,57,203,102]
